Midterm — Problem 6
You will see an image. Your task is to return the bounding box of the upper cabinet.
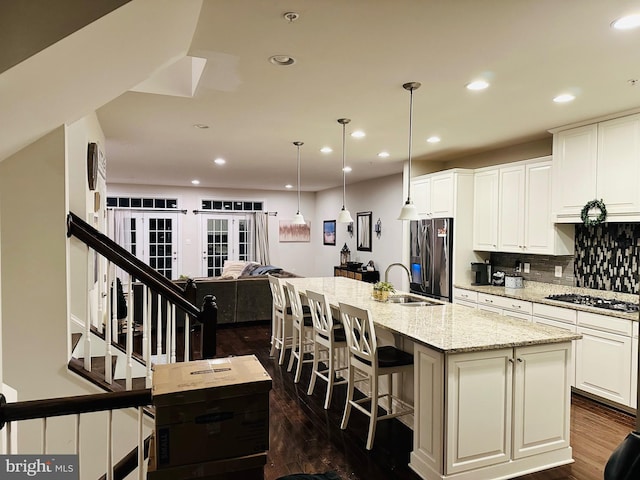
[474,157,574,255]
[552,113,640,222]
[412,169,471,219]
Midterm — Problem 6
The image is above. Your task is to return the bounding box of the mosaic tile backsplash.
[489,223,640,294]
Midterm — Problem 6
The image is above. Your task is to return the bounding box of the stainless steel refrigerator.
[409,218,453,302]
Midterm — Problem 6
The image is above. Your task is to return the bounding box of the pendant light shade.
[398,82,421,221]
[292,141,306,225]
[337,118,354,224]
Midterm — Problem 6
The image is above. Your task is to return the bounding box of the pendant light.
[292,141,306,225]
[337,118,354,223]
[398,81,421,221]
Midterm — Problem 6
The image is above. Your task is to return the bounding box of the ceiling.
[97,0,640,192]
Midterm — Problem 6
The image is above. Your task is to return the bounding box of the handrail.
[66,212,199,318]
[0,390,152,429]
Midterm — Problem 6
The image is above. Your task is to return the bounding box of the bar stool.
[283,281,314,383]
[268,275,292,365]
[306,290,348,409]
[339,302,414,450]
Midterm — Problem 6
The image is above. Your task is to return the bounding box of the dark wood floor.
[215,323,636,480]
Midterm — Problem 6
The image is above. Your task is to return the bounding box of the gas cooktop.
[546,293,639,314]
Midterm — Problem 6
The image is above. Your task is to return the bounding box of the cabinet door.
[597,114,640,216]
[533,315,576,387]
[413,177,431,217]
[430,173,454,217]
[575,325,632,406]
[524,162,554,254]
[473,169,499,251]
[632,322,638,409]
[498,166,525,252]
[552,124,597,219]
[446,349,513,474]
[512,343,571,459]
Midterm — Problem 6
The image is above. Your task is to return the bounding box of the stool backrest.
[268,275,286,311]
[284,281,304,326]
[306,290,335,337]
[339,302,377,364]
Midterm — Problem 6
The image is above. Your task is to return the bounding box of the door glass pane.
[148,216,174,279]
[206,218,229,277]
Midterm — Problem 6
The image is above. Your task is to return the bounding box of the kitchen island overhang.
[286,277,580,480]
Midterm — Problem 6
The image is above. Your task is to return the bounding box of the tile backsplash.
[489,223,640,294]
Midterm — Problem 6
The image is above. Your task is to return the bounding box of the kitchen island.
[287,277,580,480]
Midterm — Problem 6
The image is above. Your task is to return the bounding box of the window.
[202,214,254,277]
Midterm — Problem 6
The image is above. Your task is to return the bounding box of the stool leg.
[294,329,306,383]
[366,373,379,450]
[269,310,279,358]
[287,322,298,371]
[324,344,335,409]
[307,339,319,395]
[278,316,288,366]
[341,364,355,430]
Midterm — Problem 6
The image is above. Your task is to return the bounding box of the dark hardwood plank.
[215,322,637,480]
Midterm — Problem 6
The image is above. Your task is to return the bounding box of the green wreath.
[581,199,607,226]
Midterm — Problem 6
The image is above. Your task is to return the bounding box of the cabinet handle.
[512,304,521,309]
[485,298,493,303]
[461,294,468,298]
[508,358,515,364]
[517,358,524,363]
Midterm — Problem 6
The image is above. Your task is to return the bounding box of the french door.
[128,212,180,279]
[202,214,254,277]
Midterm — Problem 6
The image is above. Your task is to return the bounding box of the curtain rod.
[192,210,277,216]
[107,207,187,214]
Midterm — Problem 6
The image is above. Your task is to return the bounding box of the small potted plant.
[372,281,395,302]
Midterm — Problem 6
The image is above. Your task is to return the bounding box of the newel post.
[199,295,218,359]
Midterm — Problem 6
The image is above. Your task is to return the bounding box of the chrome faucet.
[384,262,411,288]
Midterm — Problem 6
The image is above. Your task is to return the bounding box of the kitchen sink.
[387,295,440,306]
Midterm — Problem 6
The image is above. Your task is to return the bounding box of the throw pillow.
[219,260,248,279]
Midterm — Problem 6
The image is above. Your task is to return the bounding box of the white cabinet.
[552,113,640,222]
[453,287,478,308]
[411,171,457,218]
[632,322,638,409]
[473,169,499,251]
[478,293,532,321]
[575,311,633,406]
[445,343,571,474]
[475,158,574,255]
[497,165,526,252]
[532,303,577,387]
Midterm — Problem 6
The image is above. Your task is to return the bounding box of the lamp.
[398,82,421,221]
[292,141,306,225]
[337,118,354,223]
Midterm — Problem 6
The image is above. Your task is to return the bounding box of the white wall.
[314,173,409,289]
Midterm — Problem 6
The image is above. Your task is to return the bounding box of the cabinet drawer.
[577,311,632,336]
[532,303,577,325]
[454,299,478,309]
[454,288,477,303]
[478,293,532,314]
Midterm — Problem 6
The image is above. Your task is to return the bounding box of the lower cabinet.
[445,344,571,474]
[575,311,633,406]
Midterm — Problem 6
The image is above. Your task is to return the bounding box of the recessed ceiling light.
[320,146,333,153]
[427,136,441,144]
[285,184,293,189]
[343,166,352,173]
[193,124,209,129]
[214,158,226,165]
[378,151,390,158]
[553,93,575,103]
[351,131,365,138]
[269,55,296,66]
[191,180,200,185]
[466,80,490,91]
[612,14,640,30]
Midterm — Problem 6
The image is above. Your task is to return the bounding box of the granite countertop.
[286,277,579,354]
[454,281,640,321]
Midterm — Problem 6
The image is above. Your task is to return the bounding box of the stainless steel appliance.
[546,293,639,313]
[409,218,453,302]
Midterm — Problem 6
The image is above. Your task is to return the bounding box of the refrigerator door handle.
[422,222,430,289]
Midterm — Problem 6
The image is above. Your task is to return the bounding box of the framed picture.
[323,220,336,245]
[279,220,311,242]
[357,211,372,252]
